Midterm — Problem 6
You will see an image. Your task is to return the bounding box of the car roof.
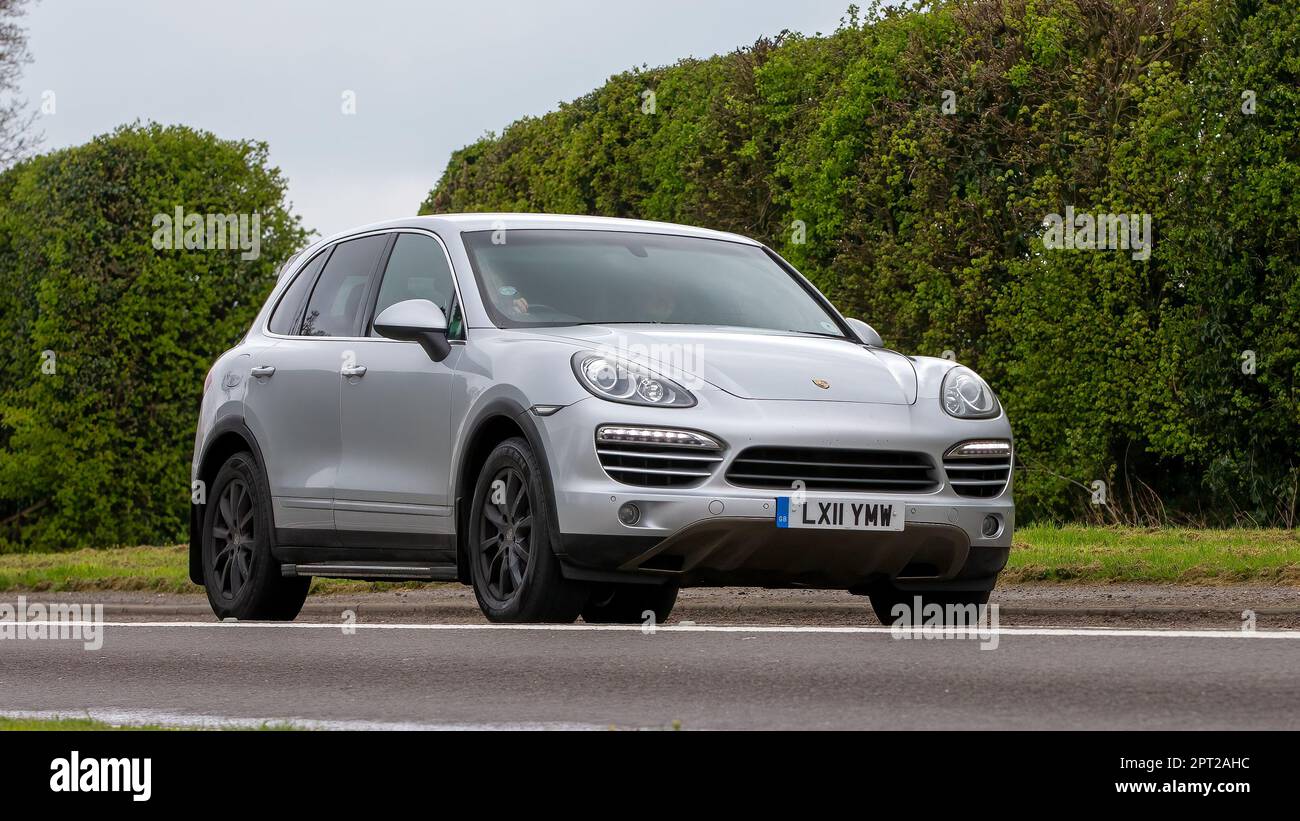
[276,214,767,280]
[315,213,762,249]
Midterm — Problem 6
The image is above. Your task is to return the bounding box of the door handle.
[250,365,276,378]
[341,364,368,378]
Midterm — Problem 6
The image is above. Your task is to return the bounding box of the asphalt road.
[2,620,1298,729]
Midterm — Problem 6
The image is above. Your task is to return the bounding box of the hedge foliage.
[422,0,1300,525]
[0,123,308,550]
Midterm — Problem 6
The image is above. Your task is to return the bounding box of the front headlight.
[941,365,1000,419]
[571,352,696,408]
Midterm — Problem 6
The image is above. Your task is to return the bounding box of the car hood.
[523,325,918,404]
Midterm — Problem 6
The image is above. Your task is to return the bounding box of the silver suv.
[191,214,1013,624]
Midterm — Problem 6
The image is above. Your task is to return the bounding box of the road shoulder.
[3,583,1296,628]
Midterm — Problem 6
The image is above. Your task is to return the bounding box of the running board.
[281,562,457,582]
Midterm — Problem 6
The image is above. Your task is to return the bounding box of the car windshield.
[461,229,847,336]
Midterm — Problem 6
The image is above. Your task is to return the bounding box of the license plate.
[775,496,905,531]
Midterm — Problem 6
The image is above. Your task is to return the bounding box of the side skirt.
[281,561,458,582]
[273,530,457,581]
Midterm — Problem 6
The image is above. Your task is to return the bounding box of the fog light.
[981,514,1001,538]
[618,503,641,526]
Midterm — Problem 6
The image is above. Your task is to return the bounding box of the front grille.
[596,441,724,488]
[725,447,939,493]
[943,453,1012,498]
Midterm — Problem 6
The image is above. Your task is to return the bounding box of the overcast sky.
[20,0,854,238]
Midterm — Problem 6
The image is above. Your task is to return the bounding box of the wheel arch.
[453,400,560,585]
[190,420,270,585]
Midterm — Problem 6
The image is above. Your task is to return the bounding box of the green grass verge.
[0,716,171,731]
[0,527,1297,592]
[0,715,298,731]
[0,545,442,595]
[0,545,193,593]
[1006,525,1300,584]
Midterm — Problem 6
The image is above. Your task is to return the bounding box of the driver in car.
[493,284,531,315]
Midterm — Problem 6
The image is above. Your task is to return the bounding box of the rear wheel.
[201,452,309,620]
[582,582,679,624]
[468,437,587,623]
[867,587,990,626]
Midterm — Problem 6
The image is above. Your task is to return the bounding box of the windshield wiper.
[570,321,686,326]
[784,329,849,339]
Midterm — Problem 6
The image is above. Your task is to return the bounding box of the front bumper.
[532,391,1014,590]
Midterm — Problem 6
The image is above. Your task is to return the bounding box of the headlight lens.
[572,352,696,407]
[941,366,999,419]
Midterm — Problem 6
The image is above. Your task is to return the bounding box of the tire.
[201,452,310,620]
[867,587,991,626]
[582,582,679,625]
[467,437,587,623]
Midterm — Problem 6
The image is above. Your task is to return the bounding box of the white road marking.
[14,620,1300,639]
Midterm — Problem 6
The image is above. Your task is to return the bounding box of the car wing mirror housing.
[374,299,452,361]
[846,317,884,347]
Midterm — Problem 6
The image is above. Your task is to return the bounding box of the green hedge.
[422,0,1300,525]
[0,123,308,550]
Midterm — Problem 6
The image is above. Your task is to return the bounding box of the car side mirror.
[374,299,452,362]
[846,317,883,347]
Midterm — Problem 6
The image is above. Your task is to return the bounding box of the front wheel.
[467,437,587,623]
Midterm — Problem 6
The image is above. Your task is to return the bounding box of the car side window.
[369,233,463,340]
[267,248,330,335]
[301,234,388,337]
